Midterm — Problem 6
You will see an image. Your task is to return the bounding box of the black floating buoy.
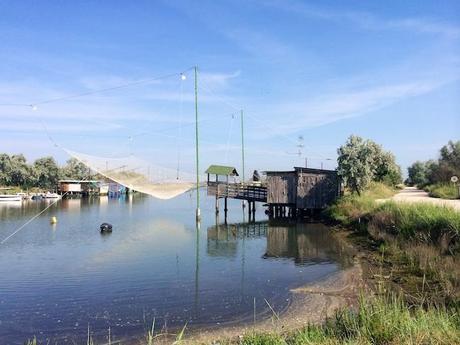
[100,223,113,233]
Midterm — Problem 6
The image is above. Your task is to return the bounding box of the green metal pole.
[195,66,200,220]
[241,109,246,209]
[241,109,245,184]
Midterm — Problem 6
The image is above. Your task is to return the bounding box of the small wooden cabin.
[265,167,341,211]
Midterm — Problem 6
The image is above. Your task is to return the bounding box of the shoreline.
[138,229,367,344]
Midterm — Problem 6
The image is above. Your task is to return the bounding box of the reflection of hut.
[265,223,352,266]
[265,226,298,258]
[207,224,238,258]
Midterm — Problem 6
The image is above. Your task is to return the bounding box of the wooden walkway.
[207,181,267,202]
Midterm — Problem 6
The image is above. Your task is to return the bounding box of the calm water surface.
[0,192,351,344]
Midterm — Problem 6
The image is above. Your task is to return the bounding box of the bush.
[326,183,396,224]
[426,183,459,200]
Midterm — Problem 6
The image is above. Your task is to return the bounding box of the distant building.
[58,180,109,196]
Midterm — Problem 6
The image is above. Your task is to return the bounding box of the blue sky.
[0,0,459,177]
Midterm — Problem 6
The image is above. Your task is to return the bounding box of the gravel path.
[377,187,460,211]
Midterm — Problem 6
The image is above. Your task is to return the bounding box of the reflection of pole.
[194,222,200,316]
[194,66,201,221]
[240,223,246,301]
[241,109,246,209]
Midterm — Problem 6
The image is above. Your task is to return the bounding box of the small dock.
[206,165,341,221]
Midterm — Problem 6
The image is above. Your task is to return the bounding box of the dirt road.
[377,187,460,211]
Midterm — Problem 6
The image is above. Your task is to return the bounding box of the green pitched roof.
[205,165,239,176]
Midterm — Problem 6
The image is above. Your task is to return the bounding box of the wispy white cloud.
[265,0,460,38]
[200,70,241,88]
[250,66,460,138]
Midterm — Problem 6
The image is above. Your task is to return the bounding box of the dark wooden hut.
[265,167,341,216]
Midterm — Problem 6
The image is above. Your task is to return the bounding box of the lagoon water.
[0,192,350,344]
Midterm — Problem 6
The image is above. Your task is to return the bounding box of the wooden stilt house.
[265,167,341,216]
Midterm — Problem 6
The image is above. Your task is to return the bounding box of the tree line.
[406,140,460,187]
[0,154,91,190]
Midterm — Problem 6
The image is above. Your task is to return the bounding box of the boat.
[0,195,22,202]
[16,192,30,200]
[43,192,61,199]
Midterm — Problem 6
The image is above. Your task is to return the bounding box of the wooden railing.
[207,182,267,202]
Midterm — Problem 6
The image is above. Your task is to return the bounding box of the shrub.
[427,183,459,200]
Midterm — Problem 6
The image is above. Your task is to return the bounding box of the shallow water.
[0,192,351,344]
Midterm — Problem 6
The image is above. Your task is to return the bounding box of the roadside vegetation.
[406,140,460,199]
[424,183,459,199]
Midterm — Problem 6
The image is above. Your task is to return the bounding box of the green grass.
[425,183,459,200]
[242,295,460,345]
[327,182,460,244]
[370,202,460,243]
[326,182,396,225]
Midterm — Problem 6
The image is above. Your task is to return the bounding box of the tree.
[32,156,60,189]
[60,158,89,180]
[374,150,402,186]
[406,141,459,186]
[337,135,402,194]
[337,135,375,194]
[407,161,429,186]
[9,154,33,187]
[0,154,33,187]
[440,141,460,168]
[0,153,12,186]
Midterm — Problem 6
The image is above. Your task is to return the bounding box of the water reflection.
[207,220,352,268]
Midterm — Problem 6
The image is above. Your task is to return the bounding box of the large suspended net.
[65,149,203,200]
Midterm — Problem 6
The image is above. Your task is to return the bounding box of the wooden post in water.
[248,201,252,221]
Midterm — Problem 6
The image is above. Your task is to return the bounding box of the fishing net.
[65,149,202,200]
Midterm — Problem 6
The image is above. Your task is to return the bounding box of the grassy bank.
[242,295,460,345]
[424,183,459,200]
[327,183,460,306]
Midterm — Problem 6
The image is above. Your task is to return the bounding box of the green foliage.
[60,158,90,180]
[0,153,96,190]
[327,182,460,246]
[407,140,460,187]
[32,156,60,189]
[0,153,34,187]
[337,135,401,195]
[326,182,396,224]
[371,202,460,242]
[407,161,429,186]
[426,183,459,200]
